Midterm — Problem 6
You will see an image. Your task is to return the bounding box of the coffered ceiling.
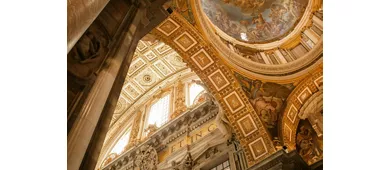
[112,39,189,125]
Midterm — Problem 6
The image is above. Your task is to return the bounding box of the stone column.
[67,9,143,170]
[67,0,111,53]
[77,1,171,169]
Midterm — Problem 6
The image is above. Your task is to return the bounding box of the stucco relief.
[110,40,189,125]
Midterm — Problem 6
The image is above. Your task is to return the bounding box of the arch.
[151,11,275,167]
[299,89,323,137]
[280,66,322,149]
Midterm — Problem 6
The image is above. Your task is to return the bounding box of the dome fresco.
[201,0,309,43]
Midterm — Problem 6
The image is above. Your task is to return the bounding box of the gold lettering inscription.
[208,123,216,132]
[167,123,217,155]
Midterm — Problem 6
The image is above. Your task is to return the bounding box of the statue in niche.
[296,122,323,165]
[68,22,109,80]
[72,26,108,64]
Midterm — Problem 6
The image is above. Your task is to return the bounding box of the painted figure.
[201,0,309,43]
[296,123,323,165]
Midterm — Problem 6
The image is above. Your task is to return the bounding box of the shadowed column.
[67,0,111,53]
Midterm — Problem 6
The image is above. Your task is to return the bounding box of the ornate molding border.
[190,0,323,83]
[151,12,276,167]
[192,0,319,49]
[281,66,323,149]
[96,70,197,168]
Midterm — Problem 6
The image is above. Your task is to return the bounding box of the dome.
[201,0,309,43]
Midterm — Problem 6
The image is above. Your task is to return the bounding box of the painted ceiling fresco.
[234,72,295,138]
[201,0,309,43]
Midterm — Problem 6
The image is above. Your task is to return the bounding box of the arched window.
[109,129,131,155]
[147,94,171,127]
[188,83,205,106]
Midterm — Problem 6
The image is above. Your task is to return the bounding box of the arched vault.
[151,11,276,166]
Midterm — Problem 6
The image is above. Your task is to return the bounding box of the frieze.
[102,101,218,170]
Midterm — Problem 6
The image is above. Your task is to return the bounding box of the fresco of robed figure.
[201,0,309,43]
[234,72,294,138]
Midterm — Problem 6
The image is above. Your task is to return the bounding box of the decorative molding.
[191,49,214,70]
[173,31,198,52]
[156,18,181,36]
[287,104,298,123]
[208,69,230,91]
[223,91,245,113]
[190,0,323,82]
[249,137,269,160]
[281,67,323,149]
[152,12,276,167]
[237,114,258,137]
